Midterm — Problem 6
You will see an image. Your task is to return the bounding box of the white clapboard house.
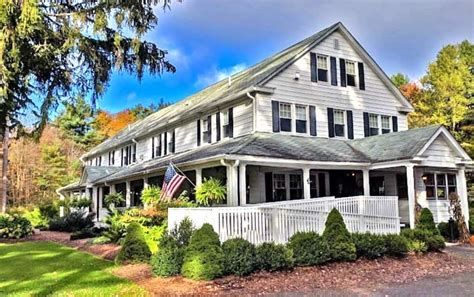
[58,22,472,244]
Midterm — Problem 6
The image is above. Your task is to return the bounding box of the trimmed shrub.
[181,224,224,280]
[115,222,152,264]
[383,234,409,257]
[407,240,428,253]
[151,218,195,277]
[49,211,94,232]
[401,229,445,252]
[70,228,99,240]
[322,208,356,261]
[0,214,33,239]
[352,233,387,259]
[222,238,257,276]
[255,242,294,272]
[437,221,459,241]
[417,208,438,234]
[151,234,184,277]
[288,232,330,266]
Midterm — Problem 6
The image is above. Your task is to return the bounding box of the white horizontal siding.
[233,102,253,137]
[422,136,460,165]
[259,31,408,139]
[175,120,198,153]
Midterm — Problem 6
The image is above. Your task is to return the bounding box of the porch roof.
[94,126,444,184]
[58,181,82,192]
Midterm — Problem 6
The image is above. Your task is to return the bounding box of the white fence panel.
[168,196,401,245]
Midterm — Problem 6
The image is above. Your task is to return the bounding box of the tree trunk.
[1,127,9,213]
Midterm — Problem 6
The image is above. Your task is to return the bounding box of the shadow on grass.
[0,241,145,296]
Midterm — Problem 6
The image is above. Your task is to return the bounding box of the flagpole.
[170,161,196,188]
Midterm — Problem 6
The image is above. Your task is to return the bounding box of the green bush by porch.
[115,222,152,264]
[288,232,330,265]
[222,238,257,276]
[322,208,357,261]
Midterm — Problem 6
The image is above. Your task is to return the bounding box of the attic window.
[334,39,340,50]
[346,60,356,87]
[317,55,328,82]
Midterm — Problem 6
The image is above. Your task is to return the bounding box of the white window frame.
[423,172,457,201]
[202,117,209,144]
[381,115,391,133]
[295,104,308,134]
[221,110,230,138]
[333,109,346,138]
[317,55,328,70]
[345,60,357,87]
[279,102,293,133]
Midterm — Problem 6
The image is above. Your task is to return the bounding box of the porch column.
[125,180,131,207]
[226,163,239,206]
[456,168,470,226]
[303,168,311,199]
[59,192,65,217]
[406,164,416,229]
[143,177,149,189]
[195,168,202,187]
[109,184,116,194]
[239,164,247,206]
[363,169,370,196]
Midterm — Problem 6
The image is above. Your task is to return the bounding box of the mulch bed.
[4,231,474,296]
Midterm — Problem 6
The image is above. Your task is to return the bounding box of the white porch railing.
[168,196,400,245]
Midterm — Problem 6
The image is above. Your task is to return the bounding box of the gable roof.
[88,125,469,185]
[84,22,412,159]
[80,166,122,185]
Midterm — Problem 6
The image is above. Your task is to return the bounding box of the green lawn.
[0,241,147,296]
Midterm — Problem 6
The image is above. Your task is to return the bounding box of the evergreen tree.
[390,73,410,88]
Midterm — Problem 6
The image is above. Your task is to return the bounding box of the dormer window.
[222,110,230,138]
[346,60,357,87]
[334,109,346,137]
[279,103,292,132]
[295,105,307,133]
[317,55,328,82]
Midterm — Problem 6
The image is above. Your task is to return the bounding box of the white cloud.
[126,92,137,102]
[195,63,247,87]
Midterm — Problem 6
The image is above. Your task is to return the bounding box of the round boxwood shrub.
[151,233,184,277]
[255,242,294,271]
[322,208,356,261]
[222,238,256,276]
[181,224,224,280]
[401,228,445,252]
[417,208,438,234]
[0,214,33,239]
[115,222,152,264]
[383,234,409,257]
[288,232,330,266]
[352,233,387,259]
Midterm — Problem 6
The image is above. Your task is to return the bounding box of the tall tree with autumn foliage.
[0,0,176,212]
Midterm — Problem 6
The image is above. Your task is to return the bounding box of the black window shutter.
[330,57,337,86]
[151,137,155,158]
[392,116,398,132]
[309,105,317,136]
[158,134,162,156]
[310,53,318,82]
[363,112,370,137]
[340,58,346,87]
[272,101,280,132]
[228,107,234,138]
[196,120,201,146]
[215,112,221,142]
[120,148,123,166]
[172,131,175,153]
[164,132,167,155]
[265,172,273,202]
[327,108,335,138]
[358,62,365,90]
[347,110,354,139]
[207,115,212,143]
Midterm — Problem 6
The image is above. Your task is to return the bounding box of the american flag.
[160,164,185,200]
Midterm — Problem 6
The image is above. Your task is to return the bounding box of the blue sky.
[98,0,474,113]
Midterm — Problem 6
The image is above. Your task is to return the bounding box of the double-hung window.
[289,174,303,200]
[381,115,391,134]
[369,113,379,136]
[273,174,286,201]
[317,55,328,82]
[109,150,115,165]
[222,110,230,138]
[152,134,161,158]
[168,130,175,154]
[346,60,356,87]
[423,173,457,200]
[295,105,307,133]
[202,118,209,143]
[279,103,292,132]
[334,109,346,137]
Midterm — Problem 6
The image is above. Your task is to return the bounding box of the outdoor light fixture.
[294,71,300,80]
